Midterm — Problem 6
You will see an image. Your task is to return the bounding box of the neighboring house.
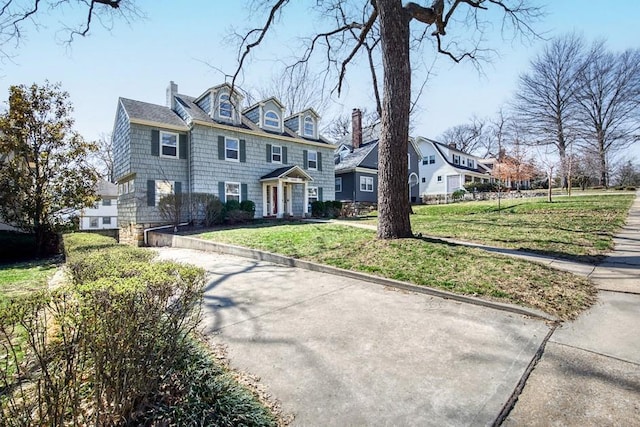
[112,81,335,244]
[79,179,118,230]
[334,109,421,204]
[416,138,491,197]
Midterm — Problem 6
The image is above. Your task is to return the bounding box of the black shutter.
[218,136,225,160]
[318,187,323,201]
[179,134,187,159]
[317,152,323,171]
[241,183,248,201]
[151,130,160,156]
[174,182,182,194]
[266,144,272,163]
[239,139,246,163]
[218,181,225,201]
[303,150,308,169]
[147,180,155,206]
[283,146,288,164]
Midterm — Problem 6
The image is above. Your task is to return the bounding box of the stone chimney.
[352,108,362,149]
[166,81,178,109]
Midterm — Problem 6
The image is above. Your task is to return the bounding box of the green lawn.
[197,223,596,320]
[356,194,634,262]
[0,258,58,298]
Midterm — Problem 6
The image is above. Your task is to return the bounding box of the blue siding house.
[334,109,421,205]
[112,81,335,244]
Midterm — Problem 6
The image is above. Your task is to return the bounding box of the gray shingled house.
[112,81,335,244]
[334,109,421,205]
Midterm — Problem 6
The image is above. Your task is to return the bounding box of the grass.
[357,194,634,262]
[0,258,59,299]
[198,223,596,320]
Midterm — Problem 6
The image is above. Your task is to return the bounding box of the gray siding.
[190,123,334,216]
[336,171,377,203]
[196,93,211,115]
[335,173,355,202]
[113,103,131,180]
[361,145,379,169]
[244,106,260,124]
[129,124,189,223]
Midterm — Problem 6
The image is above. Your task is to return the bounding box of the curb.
[148,232,558,322]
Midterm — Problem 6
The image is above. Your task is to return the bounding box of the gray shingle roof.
[260,166,298,180]
[119,98,187,128]
[334,140,378,172]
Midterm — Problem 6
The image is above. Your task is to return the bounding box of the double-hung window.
[225,137,239,161]
[271,145,282,163]
[102,217,111,225]
[468,159,475,169]
[360,176,374,192]
[161,131,178,158]
[225,182,240,202]
[155,180,174,206]
[307,151,318,170]
[304,116,315,137]
[308,187,318,210]
[219,94,232,119]
[429,155,435,164]
[89,218,98,228]
[335,177,342,193]
[453,154,460,165]
[102,199,112,206]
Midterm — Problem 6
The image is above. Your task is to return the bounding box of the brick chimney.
[352,108,362,149]
[166,81,178,109]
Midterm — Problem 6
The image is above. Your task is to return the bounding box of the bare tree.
[323,107,379,143]
[233,0,541,239]
[513,33,587,189]
[255,66,330,116]
[89,132,115,182]
[574,44,640,187]
[439,116,492,156]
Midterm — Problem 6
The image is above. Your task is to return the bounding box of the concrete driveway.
[155,247,550,426]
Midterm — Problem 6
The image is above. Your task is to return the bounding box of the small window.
[89,218,98,228]
[102,199,112,206]
[437,176,443,182]
[225,137,239,161]
[421,177,426,183]
[360,176,374,192]
[335,177,342,193]
[161,131,178,158]
[102,217,111,225]
[468,159,475,169]
[307,151,318,170]
[422,157,428,165]
[219,93,232,118]
[128,180,135,194]
[271,145,282,163]
[155,180,174,206]
[453,154,460,165]
[304,116,315,137]
[264,110,280,128]
[308,186,318,211]
[225,182,240,202]
[429,155,435,164]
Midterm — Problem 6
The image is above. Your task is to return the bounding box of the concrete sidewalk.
[155,247,551,426]
[504,193,640,426]
[152,193,640,425]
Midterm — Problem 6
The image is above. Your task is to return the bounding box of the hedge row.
[0,233,275,426]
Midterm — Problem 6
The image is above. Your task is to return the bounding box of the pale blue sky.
[1,1,639,158]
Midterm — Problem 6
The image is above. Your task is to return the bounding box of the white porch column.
[303,181,309,217]
[287,184,293,216]
[277,180,284,218]
[262,182,268,217]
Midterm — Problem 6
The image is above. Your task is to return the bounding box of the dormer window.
[304,116,315,137]
[219,93,232,119]
[264,110,280,128]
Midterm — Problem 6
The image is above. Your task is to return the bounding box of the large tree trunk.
[376,0,412,239]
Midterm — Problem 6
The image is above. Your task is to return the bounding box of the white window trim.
[89,217,98,228]
[225,137,240,162]
[307,150,318,170]
[303,116,315,138]
[102,217,112,225]
[160,131,179,159]
[219,93,233,119]
[335,177,342,193]
[271,144,282,164]
[225,181,241,203]
[264,110,281,129]
[360,176,374,192]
